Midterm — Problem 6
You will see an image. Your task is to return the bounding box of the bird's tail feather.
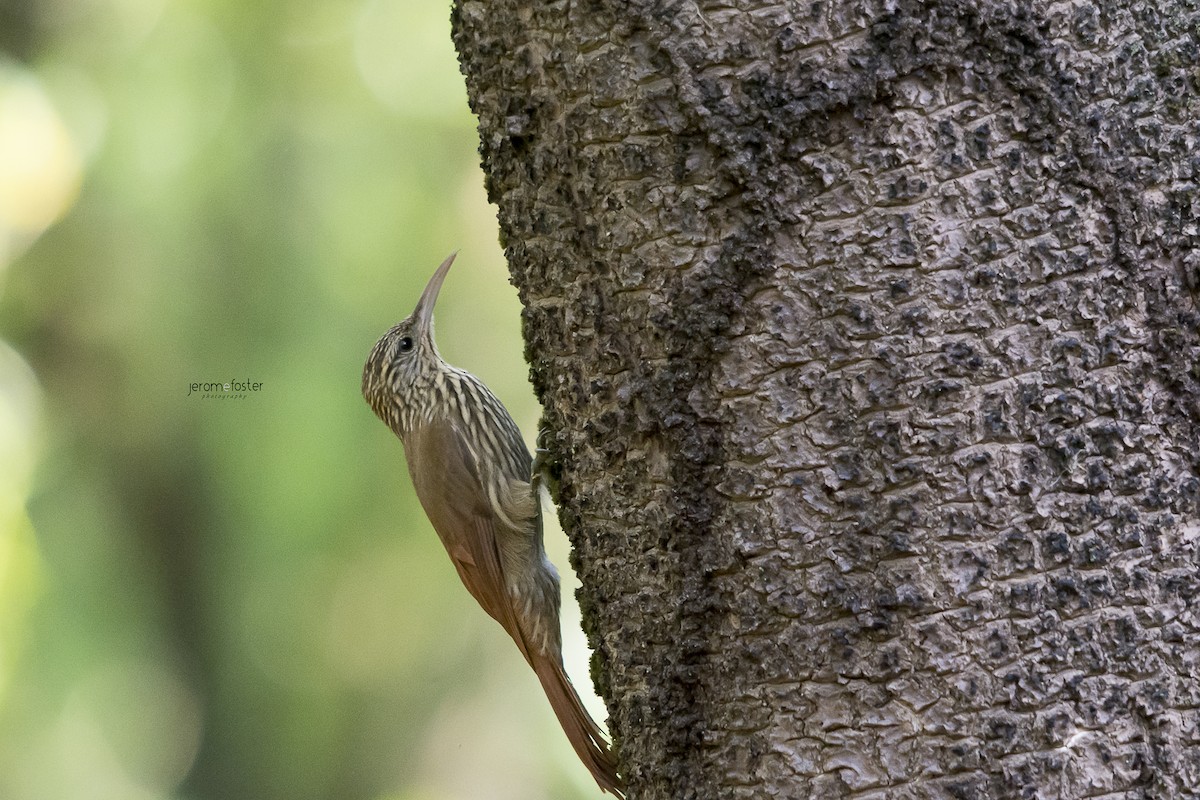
[531,652,624,798]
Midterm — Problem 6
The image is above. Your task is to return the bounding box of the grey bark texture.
[451,1,1200,798]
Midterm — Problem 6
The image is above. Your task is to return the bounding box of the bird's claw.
[531,428,557,497]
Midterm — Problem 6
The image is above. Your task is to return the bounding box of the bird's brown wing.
[405,416,537,665]
[405,418,625,797]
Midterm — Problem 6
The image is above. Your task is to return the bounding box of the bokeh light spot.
[0,65,83,265]
[0,342,42,700]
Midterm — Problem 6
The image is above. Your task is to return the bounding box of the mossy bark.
[453,1,1200,797]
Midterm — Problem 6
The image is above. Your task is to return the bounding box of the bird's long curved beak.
[413,251,457,334]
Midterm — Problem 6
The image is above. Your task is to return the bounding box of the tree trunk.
[452,1,1200,797]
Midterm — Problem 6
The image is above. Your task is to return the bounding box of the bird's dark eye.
[398,336,414,353]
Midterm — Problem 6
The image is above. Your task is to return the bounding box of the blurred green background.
[0,1,606,798]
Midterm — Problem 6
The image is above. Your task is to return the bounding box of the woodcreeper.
[361,253,623,796]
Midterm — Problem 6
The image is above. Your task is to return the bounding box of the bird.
[361,252,623,797]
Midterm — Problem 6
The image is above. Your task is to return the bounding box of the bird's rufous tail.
[531,651,624,797]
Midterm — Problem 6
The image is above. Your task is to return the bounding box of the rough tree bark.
[452,1,1200,798]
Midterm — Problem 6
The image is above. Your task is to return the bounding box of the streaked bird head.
[362,251,457,436]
